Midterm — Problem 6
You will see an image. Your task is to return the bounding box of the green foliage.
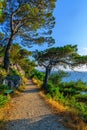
[0,44,36,79]
[46,93,52,99]
[0,32,4,41]
[46,78,87,121]
[0,84,8,91]
[34,45,78,67]
[46,81,66,103]
[0,95,8,107]
[10,44,21,64]
[0,66,7,81]
[59,80,87,96]
[0,84,9,94]
[75,80,87,91]
[74,55,87,65]
[75,94,87,102]
[34,70,87,121]
[49,71,68,85]
[31,69,45,81]
[2,0,56,71]
[0,1,6,23]
[9,44,35,78]
[0,48,4,57]
[20,59,36,78]
[8,68,20,76]
[34,45,87,81]
[46,81,59,96]
[33,45,82,89]
[10,44,32,64]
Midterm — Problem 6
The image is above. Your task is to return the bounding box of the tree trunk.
[4,35,13,71]
[43,67,51,91]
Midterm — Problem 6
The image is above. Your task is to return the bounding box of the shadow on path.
[23,88,39,94]
[24,81,41,94]
[3,114,66,130]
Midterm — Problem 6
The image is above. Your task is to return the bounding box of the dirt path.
[3,80,68,130]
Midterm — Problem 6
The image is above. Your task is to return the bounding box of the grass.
[0,95,9,108]
[0,85,26,129]
[32,78,43,88]
[17,85,26,92]
[0,103,11,129]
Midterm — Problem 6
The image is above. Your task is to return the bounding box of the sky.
[31,0,87,55]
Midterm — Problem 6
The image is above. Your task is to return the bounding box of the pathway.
[3,80,68,130]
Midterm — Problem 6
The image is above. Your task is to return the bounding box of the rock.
[3,75,22,89]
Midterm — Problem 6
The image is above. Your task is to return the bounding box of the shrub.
[32,78,43,88]
[0,67,7,82]
[75,94,87,102]
[32,70,87,121]
[75,80,87,91]
[49,71,68,86]
[59,81,87,96]
[31,69,45,81]
[17,85,26,92]
[8,68,21,76]
[47,82,60,98]
[0,84,8,90]
[0,95,9,107]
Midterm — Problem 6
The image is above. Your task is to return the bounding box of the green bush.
[0,84,8,90]
[59,81,87,96]
[31,69,45,81]
[46,93,52,99]
[75,80,87,91]
[0,67,7,81]
[49,71,68,86]
[31,70,87,121]
[8,68,21,76]
[0,84,9,93]
[46,81,56,96]
[0,95,9,107]
[75,94,87,102]
[45,73,87,121]
[46,81,64,101]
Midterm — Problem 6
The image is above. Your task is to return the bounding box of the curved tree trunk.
[4,35,13,71]
[43,67,51,91]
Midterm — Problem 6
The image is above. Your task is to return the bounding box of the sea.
[39,69,87,83]
[62,71,87,83]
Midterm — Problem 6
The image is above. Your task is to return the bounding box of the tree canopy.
[2,0,55,46]
[0,44,36,77]
[0,0,6,23]
[0,0,56,71]
[33,45,87,90]
[10,44,32,64]
[10,44,36,77]
[34,45,78,68]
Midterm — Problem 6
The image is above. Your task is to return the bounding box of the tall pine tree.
[0,0,56,71]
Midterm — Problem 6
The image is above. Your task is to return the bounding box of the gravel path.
[3,80,68,130]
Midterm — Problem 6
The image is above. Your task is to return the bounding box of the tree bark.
[43,67,51,91]
[4,35,13,71]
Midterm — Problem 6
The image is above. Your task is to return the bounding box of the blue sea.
[62,71,87,82]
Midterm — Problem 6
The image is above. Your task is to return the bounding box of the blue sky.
[53,0,87,55]
[31,0,87,55]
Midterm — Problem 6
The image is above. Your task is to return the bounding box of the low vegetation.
[32,70,87,129]
[0,94,9,107]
